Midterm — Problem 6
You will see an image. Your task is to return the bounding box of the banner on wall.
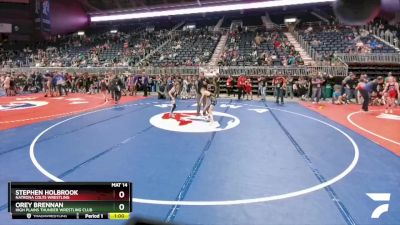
[34,0,51,33]
[199,66,220,77]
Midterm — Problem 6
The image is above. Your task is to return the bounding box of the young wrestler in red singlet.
[383,76,400,114]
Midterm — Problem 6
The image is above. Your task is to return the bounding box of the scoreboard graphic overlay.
[8,182,132,220]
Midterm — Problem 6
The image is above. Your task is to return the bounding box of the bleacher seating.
[147,29,221,66]
[219,29,303,66]
[0,26,172,68]
[301,26,397,56]
[0,12,399,69]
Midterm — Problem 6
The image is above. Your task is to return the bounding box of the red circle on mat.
[350,111,400,146]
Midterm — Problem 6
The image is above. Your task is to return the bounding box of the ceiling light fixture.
[91,0,335,22]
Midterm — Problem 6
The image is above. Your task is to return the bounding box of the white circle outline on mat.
[30,101,359,206]
[347,110,400,146]
[149,110,240,133]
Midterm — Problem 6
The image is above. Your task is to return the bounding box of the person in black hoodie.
[110,74,123,104]
[142,72,149,97]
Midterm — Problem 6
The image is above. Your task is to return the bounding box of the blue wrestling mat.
[0,97,399,225]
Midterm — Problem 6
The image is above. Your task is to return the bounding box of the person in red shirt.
[274,74,286,104]
[274,40,281,48]
[237,74,246,100]
[245,78,253,100]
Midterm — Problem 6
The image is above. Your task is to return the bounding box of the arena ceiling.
[84,0,335,22]
[81,0,244,14]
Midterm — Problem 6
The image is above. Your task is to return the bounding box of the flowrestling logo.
[0,101,48,111]
[366,193,391,219]
[149,110,240,133]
